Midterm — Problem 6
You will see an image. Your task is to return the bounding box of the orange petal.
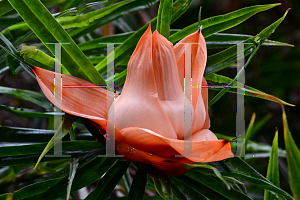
[118,127,179,157]
[152,30,192,139]
[174,30,208,133]
[189,129,217,141]
[112,25,177,139]
[32,66,114,129]
[117,127,233,162]
[117,143,192,175]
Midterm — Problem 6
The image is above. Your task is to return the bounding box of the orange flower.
[32,25,233,175]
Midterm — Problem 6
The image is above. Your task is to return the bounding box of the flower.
[32,25,233,175]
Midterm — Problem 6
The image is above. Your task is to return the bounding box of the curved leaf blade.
[8,0,106,85]
[265,129,280,200]
[169,4,280,43]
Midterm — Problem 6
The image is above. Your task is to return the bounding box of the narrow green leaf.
[265,129,280,200]
[20,46,70,75]
[126,167,148,200]
[8,0,106,85]
[245,113,256,150]
[47,148,106,180]
[0,30,33,64]
[184,163,231,190]
[0,125,93,143]
[34,114,78,169]
[205,8,290,77]
[243,87,299,198]
[205,73,293,107]
[67,0,159,39]
[283,111,300,200]
[85,161,130,200]
[0,86,51,110]
[149,167,173,200]
[169,3,280,43]
[169,178,193,200]
[12,178,65,200]
[156,0,173,39]
[78,32,133,51]
[122,169,132,194]
[60,0,81,11]
[208,41,261,106]
[184,170,252,200]
[227,157,293,199]
[206,33,294,49]
[220,172,292,200]
[16,156,115,200]
[59,0,135,29]
[0,141,103,157]
[174,175,245,200]
[66,126,79,200]
[0,105,62,118]
[0,32,22,73]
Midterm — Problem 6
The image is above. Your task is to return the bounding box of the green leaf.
[0,125,93,143]
[0,105,62,118]
[60,0,81,11]
[8,0,106,85]
[85,161,129,200]
[184,170,252,200]
[0,32,22,73]
[244,113,256,151]
[0,0,13,17]
[174,174,246,200]
[12,178,65,200]
[0,141,103,157]
[60,0,135,29]
[169,178,193,200]
[67,0,159,39]
[283,110,300,200]
[265,129,280,200]
[66,126,79,200]
[149,167,173,200]
[0,193,13,200]
[184,163,231,190]
[17,156,115,200]
[126,166,148,200]
[20,46,70,75]
[34,114,78,169]
[205,8,290,77]
[205,73,294,107]
[226,157,293,199]
[78,31,133,51]
[169,3,280,43]
[0,86,51,110]
[220,172,292,200]
[47,148,106,180]
[0,30,33,65]
[242,88,299,199]
[205,33,294,49]
[156,0,173,39]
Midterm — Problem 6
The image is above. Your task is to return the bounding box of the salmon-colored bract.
[33,25,233,175]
